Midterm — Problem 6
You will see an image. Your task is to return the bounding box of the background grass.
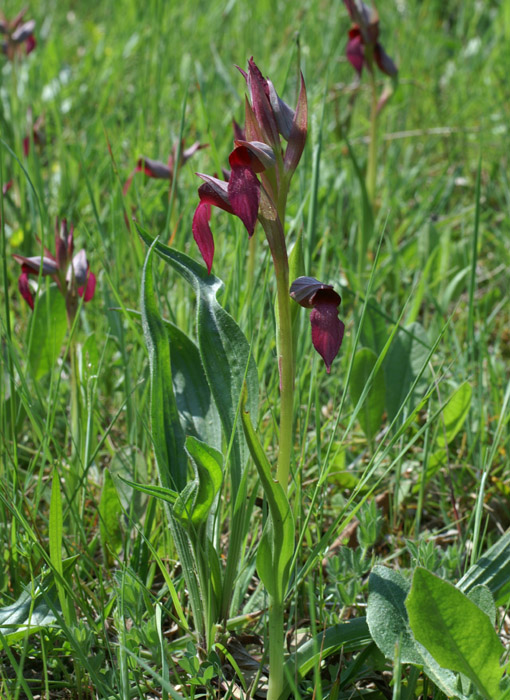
[1,0,509,698]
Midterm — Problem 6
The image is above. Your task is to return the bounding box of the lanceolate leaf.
[28,285,67,380]
[137,225,258,492]
[141,241,188,492]
[166,321,221,451]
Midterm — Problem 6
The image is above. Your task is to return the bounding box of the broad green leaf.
[137,226,259,620]
[350,348,385,443]
[241,398,294,601]
[466,585,497,626]
[99,469,124,557]
[458,530,510,606]
[0,581,57,643]
[384,322,430,424]
[137,225,259,492]
[0,561,76,644]
[167,321,221,452]
[141,241,188,492]
[360,297,389,356]
[119,309,221,451]
[367,565,464,697]
[281,618,372,700]
[436,381,472,446]
[28,285,67,379]
[406,567,505,699]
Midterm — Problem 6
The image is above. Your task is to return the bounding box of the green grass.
[1,0,510,698]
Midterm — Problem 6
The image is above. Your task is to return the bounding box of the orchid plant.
[0,8,36,61]
[13,217,96,325]
[343,0,398,204]
[13,218,96,486]
[123,140,207,196]
[136,57,346,700]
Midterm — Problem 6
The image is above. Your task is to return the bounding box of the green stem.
[274,257,294,489]
[267,595,285,700]
[366,70,379,206]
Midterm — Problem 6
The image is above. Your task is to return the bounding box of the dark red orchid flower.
[0,9,36,61]
[343,0,397,77]
[290,276,345,373]
[13,218,96,312]
[192,58,307,273]
[123,141,207,196]
[192,141,276,273]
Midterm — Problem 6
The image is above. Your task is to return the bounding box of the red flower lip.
[290,276,345,373]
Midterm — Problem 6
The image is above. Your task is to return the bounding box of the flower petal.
[18,270,34,309]
[78,271,96,302]
[246,58,280,148]
[267,80,295,141]
[137,157,172,179]
[196,175,234,214]
[290,276,341,308]
[11,20,35,44]
[232,141,276,172]
[192,200,214,273]
[68,249,89,286]
[284,72,308,175]
[310,303,345,373]
[227,154,260,236]
[13,255,58,275]
[346,30,365,75]
[374,42,398,77]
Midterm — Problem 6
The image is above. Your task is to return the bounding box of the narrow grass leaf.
[406,567,505,699]
[49,470,67,622]
[241,396,294,600]
[458,530,510,606]
[281,618,372,700]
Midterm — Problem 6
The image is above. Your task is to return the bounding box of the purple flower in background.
[123,141,207,195]
[13,218,96,314]
[0,9,36,61]
[290,276,345,373]
[343,0,397,77]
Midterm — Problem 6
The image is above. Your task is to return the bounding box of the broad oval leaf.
[350,347,385,443]
[406,567,505,699]
[28,285,67,379]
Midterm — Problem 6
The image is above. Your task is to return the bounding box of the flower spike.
[343,0,397,77]
[13,217,96,319]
